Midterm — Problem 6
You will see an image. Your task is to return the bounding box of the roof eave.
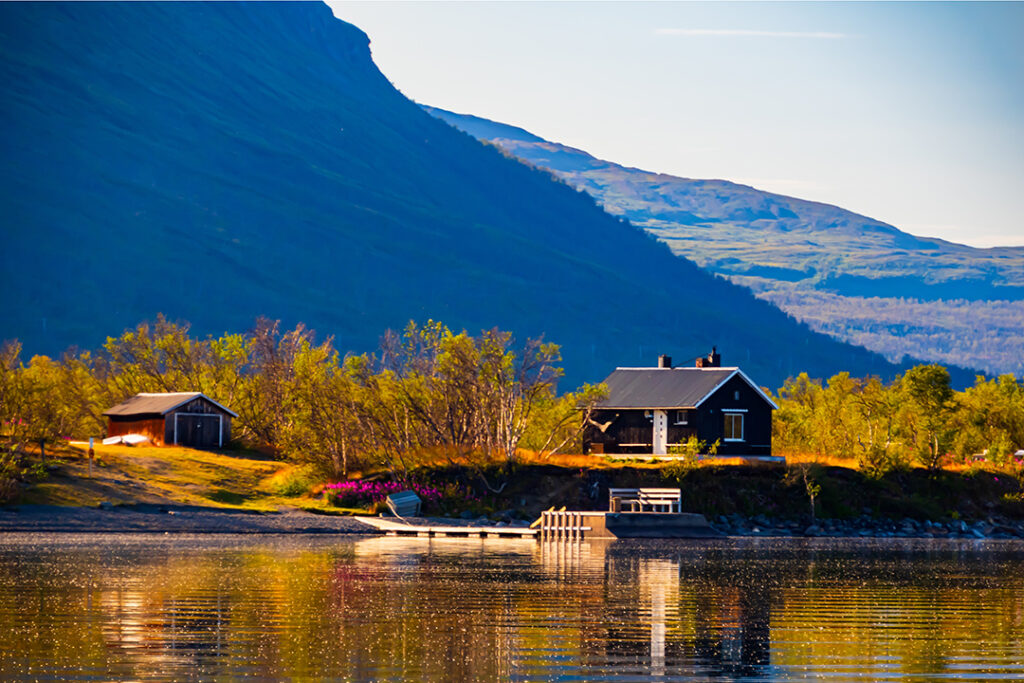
[595,405,698,410]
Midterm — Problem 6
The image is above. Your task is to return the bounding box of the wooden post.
[87,437,94,478]
[38,438,45,466]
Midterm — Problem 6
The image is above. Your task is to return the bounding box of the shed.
[583,349,778,458]
[103,392,237,448]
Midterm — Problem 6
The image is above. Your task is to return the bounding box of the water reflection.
[0,535,1023,681]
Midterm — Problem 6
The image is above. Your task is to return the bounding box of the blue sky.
[329,1,1024,248]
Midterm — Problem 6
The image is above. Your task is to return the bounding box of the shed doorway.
[174,413,223,448]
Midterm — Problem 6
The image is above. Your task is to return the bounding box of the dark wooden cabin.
[583,349,778,459]
[103,392,237,448]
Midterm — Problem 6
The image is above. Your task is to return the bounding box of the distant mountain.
[0,2,971,388]
[426,107,1024,376]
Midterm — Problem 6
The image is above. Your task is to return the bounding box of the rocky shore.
[709,511,1024,540]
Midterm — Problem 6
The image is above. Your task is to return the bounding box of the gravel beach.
[0,504,378,534]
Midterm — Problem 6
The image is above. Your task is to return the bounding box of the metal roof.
[597,367,777,409]
[103,392,238,418]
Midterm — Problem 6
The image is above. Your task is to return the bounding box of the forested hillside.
[426,107,1023,376]
[0,2,965,388]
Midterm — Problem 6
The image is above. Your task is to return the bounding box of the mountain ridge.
[425,106,1024,286]
[0,2,978,388]
[425,106,1024,375]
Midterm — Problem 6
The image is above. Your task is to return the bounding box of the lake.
[0,534,1022,681]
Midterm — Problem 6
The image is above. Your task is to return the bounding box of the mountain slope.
[0,2,966,388]
[426,107,1024,375]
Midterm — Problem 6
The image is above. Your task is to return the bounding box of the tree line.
[0,316,604,480]
[773,365,1024,473]
[2,316,1021,479]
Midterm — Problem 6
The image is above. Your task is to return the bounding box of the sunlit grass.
[19,441,334,511]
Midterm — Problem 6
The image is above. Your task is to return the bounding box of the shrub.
[0,448,20,504]
[270,465,318,497]
[665,437,719,481]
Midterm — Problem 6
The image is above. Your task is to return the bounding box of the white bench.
[608,488,681,513]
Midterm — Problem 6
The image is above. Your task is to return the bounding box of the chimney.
[696,346,721,368]
[657,354,672,369]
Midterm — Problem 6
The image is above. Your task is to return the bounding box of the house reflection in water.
[540,540,772,678]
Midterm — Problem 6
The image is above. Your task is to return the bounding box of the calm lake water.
[1,534,1022,681]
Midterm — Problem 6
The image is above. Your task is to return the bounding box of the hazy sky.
[329,1,1024,248]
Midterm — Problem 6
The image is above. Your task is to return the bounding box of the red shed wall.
[107,418,167,446]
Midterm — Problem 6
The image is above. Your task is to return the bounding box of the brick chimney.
[657,354,672,369]
[695,346,721,368]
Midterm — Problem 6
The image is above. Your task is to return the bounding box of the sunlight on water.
[0,535,1022,681]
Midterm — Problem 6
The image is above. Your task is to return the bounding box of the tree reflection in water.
[0,535,1022,681]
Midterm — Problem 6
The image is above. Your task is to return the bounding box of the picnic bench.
[608,488,681,513]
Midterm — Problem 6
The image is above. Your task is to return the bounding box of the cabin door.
[652,410,668,455]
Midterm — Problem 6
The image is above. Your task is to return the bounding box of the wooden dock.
[355,516,538,539]
[355,512,719,540]
[538,510,721,540]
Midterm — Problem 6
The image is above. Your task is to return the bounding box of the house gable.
[692,369,778,411]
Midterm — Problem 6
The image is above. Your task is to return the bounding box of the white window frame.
[723,410,745,442]
[674,410,688,425]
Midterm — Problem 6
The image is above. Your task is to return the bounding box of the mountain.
[426,107,1024,376]
[0,2,971,389]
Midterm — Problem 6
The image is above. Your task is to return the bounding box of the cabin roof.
[597,367,778,410]
[103,392,238,418]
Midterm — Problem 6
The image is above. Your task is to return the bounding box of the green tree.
[898,364,955,469]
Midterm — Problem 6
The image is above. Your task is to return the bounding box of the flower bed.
[324,479,478,514]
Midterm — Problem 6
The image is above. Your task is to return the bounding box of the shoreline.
[3,503,1024,540]
[0,503,376,535]
[708,512,1024,540]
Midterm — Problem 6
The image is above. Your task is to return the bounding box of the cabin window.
[723,413,744,441]
[734,390,740,401]
[674,410,688,425]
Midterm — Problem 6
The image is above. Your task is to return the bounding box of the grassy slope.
[20,443,335,513]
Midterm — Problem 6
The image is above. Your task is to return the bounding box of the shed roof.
[597,367,778,410]
[103,392,238,418]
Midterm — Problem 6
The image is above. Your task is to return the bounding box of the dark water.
[0,535,1022,681]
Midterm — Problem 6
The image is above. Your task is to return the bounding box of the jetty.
[356,487,719,540]
[356,516,538,539]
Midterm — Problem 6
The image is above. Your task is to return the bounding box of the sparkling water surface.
[0,534,1021,681]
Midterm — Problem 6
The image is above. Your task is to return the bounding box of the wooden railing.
[538,510,592,541]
